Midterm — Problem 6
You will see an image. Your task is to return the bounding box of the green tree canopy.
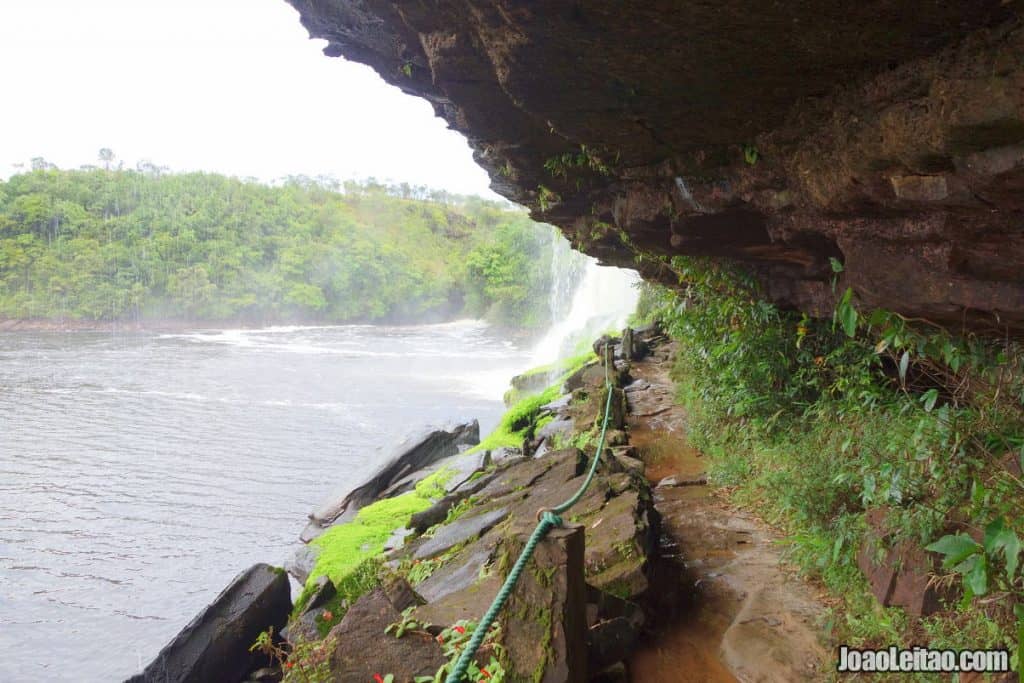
[0,168,559,327]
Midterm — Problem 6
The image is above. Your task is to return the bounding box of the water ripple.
[0,323,530,682]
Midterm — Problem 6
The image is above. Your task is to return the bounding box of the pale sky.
[0,0,498,197]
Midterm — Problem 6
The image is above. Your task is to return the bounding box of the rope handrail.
[444,343,616,683]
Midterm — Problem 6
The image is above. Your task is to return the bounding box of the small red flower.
[373,675,384,683]
[321,610,334,621]
[453,625,466,635]
[480,669,491,679]
[285,662,295,669]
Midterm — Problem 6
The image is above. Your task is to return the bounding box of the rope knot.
[536,507,563,526]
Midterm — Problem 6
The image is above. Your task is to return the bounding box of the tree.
[98,148,115,171]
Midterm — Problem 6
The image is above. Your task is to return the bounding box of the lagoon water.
[0,322,533,682]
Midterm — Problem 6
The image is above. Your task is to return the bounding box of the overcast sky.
[0,0,498,197]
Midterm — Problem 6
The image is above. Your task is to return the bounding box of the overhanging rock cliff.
[287,0,1024,332]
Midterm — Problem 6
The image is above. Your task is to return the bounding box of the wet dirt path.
[625,338,830,682]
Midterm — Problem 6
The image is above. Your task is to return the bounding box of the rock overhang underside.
[287,0,1024,333]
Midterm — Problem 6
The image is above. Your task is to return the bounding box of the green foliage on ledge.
[295,467,456,621]
[639,256,1024,663]
[0,169,558,327]
[477,352,595,453]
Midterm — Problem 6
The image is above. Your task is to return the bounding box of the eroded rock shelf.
[288,0,1024,333]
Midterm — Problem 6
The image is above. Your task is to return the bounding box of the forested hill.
[0,169,558,327]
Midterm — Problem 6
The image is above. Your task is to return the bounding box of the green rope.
[445,344,616,683]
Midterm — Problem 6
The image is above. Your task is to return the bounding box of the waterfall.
[532,234,641,366]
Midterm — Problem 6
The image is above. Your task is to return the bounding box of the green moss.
[308,493,430,588]
[297,468,458,618]
[518,350,596,380]
[504,351,597,406]
[474,353,596,455]
[535,414,555,432]
[293,556,383,633]
[414,466,456,499]
[469,384,563,453]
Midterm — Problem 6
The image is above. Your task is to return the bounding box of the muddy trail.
[624,337,830,682]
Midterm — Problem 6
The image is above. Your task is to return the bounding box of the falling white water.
[532,239,641,366]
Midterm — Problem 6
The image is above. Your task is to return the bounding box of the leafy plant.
[927,517,1021,600]
[536,186,561,212]
[414,620,506,683]
[386,607,430,638]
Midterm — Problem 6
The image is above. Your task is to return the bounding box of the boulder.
[415,547,493,603]
[488,446,524,465]
[587,617,639,672]
[540,393,573,413]
[500,525,588,683]
[414,573,504,628]
[857,507,953,616]
[284,544,320,583]
[328,588,446,682]
[632,322,661,340]
[583,491,655,600]
[537,416,574,442]
[413,507,510,560]
[510,369,556,397]
[303,575,336,613]
[610,451,645,478]
[127,564,291,683]
[386,448,489,501]
[592,335,618,358]
[408,468,500,534]
[302,420,479,541]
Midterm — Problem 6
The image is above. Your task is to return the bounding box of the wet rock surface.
[626,339,829,681]
[412,506,510,560]
[288,1,1024,332]
[127,563,291,683]
[302,420,479,541]
[277,330,731,681]
[328,587,447,682]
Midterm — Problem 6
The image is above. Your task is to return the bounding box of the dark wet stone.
[585,583,645,630]
[302,575,336,613]
[588,617,639,672]
[415,573,503,628]
[302,420,479,541]
[623,379,650,393]
[415,547,493,603]
[284,544,320,583]
[500,525,588,683]
[328,589,446,682]
[383,526,415,552]
[413,507,510,560]
[540,393,573,413]
[611,452,645,478]
[127,564,291,683]
[245,667,282,683]
[590,661,628,683]
[584,491,652,599]
[408,469,498,534]
[488,446,524,465]
[537,416,574,442]
[382,575,425,612]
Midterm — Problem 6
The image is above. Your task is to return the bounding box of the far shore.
[0,317,540,340]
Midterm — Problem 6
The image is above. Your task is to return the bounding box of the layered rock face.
[287,0,1024,332]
